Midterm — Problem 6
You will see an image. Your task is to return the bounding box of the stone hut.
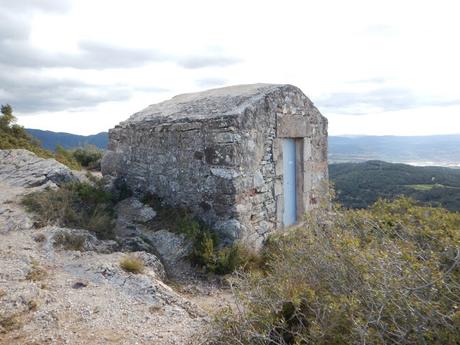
[102,84,328,247]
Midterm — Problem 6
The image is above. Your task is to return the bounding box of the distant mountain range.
[25,129,460,167]
[26,129,108,151]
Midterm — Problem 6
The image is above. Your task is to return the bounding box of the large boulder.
[0,149,79,234]
[0,149,78,188]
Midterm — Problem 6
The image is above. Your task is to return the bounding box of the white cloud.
[0,0,458,135]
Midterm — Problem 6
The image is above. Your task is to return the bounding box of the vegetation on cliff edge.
[211,197,460,345]
[1,104,103,170]
[22,180,116,239]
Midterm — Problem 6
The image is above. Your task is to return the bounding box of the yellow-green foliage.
[0,104,81,170]
[211,197,460,345]
[55,145,81,170]
[142,194,256,275]
[120,256,145,274]
[0,104,53,158]
[72,145,103,171]
[22,181,115,239]
[164,213,248,275]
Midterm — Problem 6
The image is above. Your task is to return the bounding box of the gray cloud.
[0,2,241,113]
[0,67,133,112]
[178,55,241,69]
[2,0,72,13]
[347,77,386,84]
[195,77,228,88]
[0,2,242,71]
[0,40,169,69]
[0,12,30,41]
[317,87,460,115]
[317,88,416,113]
[365,24,397,36]
[0,0,166,70]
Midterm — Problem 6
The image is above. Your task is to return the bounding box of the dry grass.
[120,256,145,274]
[22,181,116,239]
[27,299,39,312]
[25,260,47,282]
[0,313,22,334]
[53,231,86,251]
[32,233,46,243]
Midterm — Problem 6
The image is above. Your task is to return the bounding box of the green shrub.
[22,181,115,239]
[210,197,460,344]
[0,104,53,159]
[72,145,103,171]
[120,256,144,274]
[142,194,256,274]
[55,145,81,170]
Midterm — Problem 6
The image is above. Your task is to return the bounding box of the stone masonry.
[102,84,328,248]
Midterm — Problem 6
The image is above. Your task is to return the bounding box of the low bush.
[72,145,103,171]
[22,180,116,239]
[210,197,460,344]
[120,256,145,274]
[0,313,22,334]
[25,260,47,282]
[53,231,86,251]
[55,145,81,170]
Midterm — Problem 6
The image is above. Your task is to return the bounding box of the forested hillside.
[329,160,460,211]
[26,129,108,151]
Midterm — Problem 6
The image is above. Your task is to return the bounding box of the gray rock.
[116,197,157,224]
[143,229,192,279]
[118,236,154,253]
[214,219,242,244]
[47,227,118,253]
[114,197,156,237]
[0,149,78,188]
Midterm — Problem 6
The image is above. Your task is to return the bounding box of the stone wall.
[102,84,328,248]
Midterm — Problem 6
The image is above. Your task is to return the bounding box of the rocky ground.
[0,149,230,345]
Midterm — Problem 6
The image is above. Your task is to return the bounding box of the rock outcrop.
[0,149,79,235]
[0,149,78,188]
[0,149,209,344]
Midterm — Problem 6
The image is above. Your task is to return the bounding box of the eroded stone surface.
[0,149,208,344]
[0,149,78,188]
[0,149,79,235]
[103,84,328,248]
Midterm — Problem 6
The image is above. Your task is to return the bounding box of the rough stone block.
[102,84,328,249]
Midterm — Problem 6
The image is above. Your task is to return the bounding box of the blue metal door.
[283,139,297,226]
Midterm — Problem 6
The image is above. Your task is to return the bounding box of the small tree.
[0,104,15,129]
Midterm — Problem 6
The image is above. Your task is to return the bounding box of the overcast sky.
[2,0,459,135]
